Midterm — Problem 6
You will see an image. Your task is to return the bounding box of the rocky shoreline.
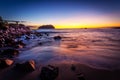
[0,23,120,80]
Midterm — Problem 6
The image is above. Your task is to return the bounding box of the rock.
[0,59,14,68]
[16,44,24,48]
[39,65,59,80]
[1,49,19,58]
[71,64,76,71]
[16,40,26,47]
[54,36,61,40]
[77,73,85,80]
[38,42,43,45]
[14,60,35,73]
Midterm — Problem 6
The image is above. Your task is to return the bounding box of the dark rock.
[54,36,62,40]
[25,35,30,40]
[0,59,14,68]
[77,73,85,80]
[16,44,24,48]
[39,65,59,80]
[71,64,76,71]
[1,49,19,58]
[16,40,26,46]
[38,42,42,45]
[14,60,35,73]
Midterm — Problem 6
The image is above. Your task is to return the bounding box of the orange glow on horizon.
[55,23,120,29]
[25,14,120,29]
[25,23,120,29]
[53,14,120,29]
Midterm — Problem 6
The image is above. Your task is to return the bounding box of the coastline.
[0,28,120,80]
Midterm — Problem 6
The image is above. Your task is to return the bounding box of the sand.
[0,62,120,80]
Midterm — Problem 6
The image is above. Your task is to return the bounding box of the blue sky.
[0,0,120,28]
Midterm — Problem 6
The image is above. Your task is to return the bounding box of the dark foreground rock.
[0,49,19,58]
[77,73,86,80]
[39,65,59,80]
[0,59,14,69]
[14,60,35,73]
[71,64,76,72]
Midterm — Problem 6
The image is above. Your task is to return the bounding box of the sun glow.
[27,22,120,29]
[25,14,120,29]
[54,15,120,29]
[55,23,120,29]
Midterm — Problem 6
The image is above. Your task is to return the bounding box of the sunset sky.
[0,0,120,29]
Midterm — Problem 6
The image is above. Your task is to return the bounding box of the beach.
[0,62,120,80]
[0,28,120,80]
[0,0,120,79]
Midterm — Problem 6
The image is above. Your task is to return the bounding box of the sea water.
[17,28,120,70]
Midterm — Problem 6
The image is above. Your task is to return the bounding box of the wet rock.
[1,49,19,58]
[39,65,59,80]
[38,42,42,45]
[77,73,85,80]
[71,64,76,72]
[25,35,30,40]
[16,40,26,47]
[54,36,61,40]
[14,60,35,73]
[16,44,24,48]
[0,59,14,68]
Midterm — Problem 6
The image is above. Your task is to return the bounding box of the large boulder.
[14,60,35,73]
[38,25,55,29]
[39,65,59,80]
[0,59,14,68]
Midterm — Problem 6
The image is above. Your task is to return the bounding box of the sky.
[0,0,120,29]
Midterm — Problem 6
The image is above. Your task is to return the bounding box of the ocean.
[17,28,120,70]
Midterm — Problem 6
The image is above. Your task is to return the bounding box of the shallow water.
[17,29,120,70]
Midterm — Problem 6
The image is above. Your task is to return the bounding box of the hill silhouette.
[38,25,55,29]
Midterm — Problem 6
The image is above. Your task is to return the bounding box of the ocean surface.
[16,29,120,70]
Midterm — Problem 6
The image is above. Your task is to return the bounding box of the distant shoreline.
[32,27,120,30]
